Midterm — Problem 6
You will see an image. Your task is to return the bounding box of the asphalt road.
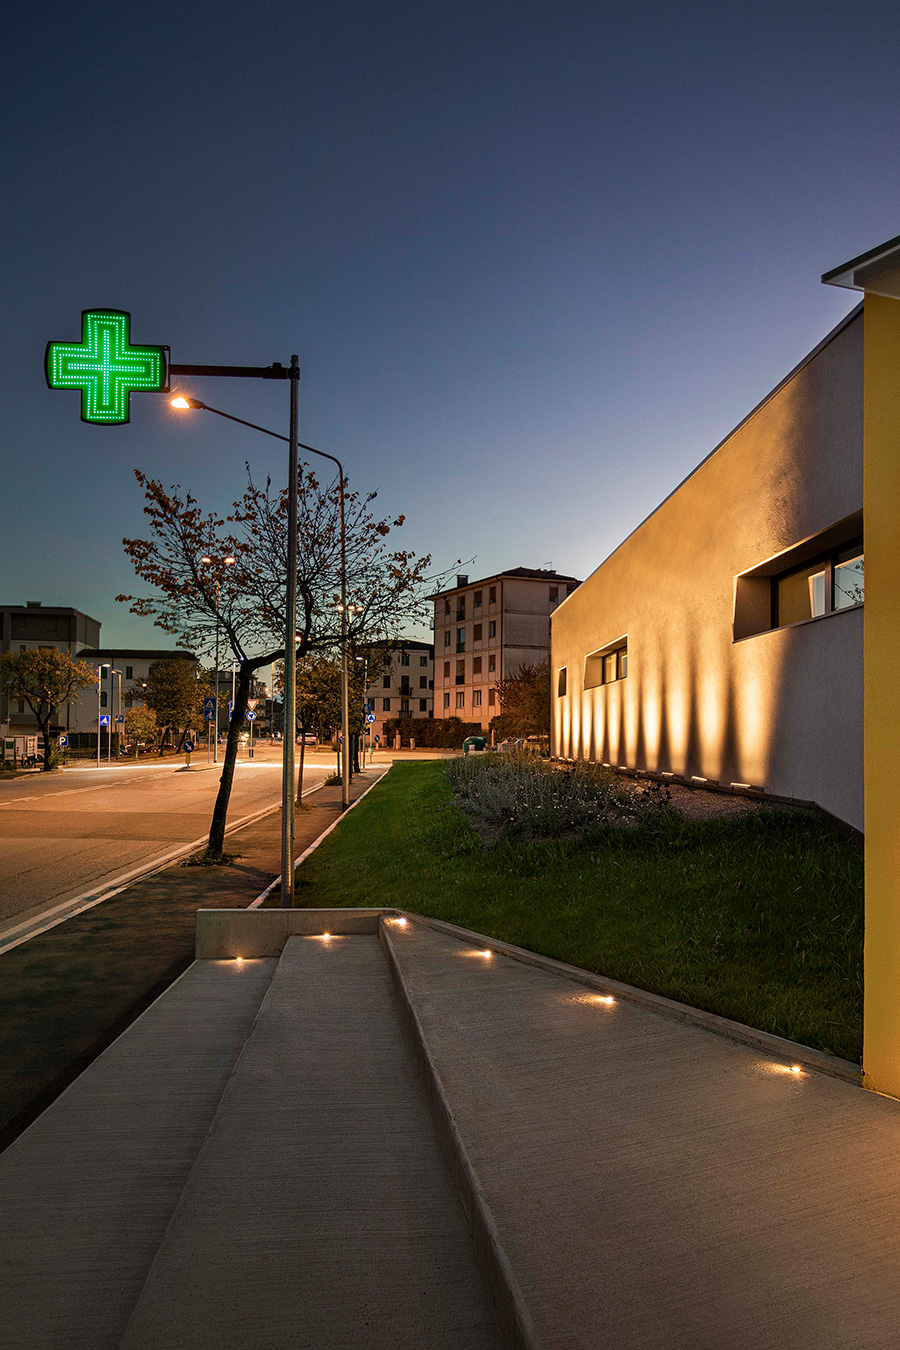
[0,745,330,939]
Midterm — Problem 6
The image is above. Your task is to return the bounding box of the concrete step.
[0,957,276,1350]
[116,935,501,1350]
[384,918,900,1350]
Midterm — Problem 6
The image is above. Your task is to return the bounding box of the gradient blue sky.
[2,0,897,648]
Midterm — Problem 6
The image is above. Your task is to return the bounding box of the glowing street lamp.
[171,395,352,810]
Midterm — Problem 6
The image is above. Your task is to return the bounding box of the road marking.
[0,758,288,806]
[0,778,326,957]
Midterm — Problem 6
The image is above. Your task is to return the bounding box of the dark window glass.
[474,623,482,640]
[444,631,450,647]
[474,590,482,606]
[382,674,391,688]
[382,698,391,711]
[100,691,108,707]
[473,657,482,674]
[488,689,496,706]
[558,667,567,696]
[489,655,496,672]
[550,586,558,601]
[489,621,496,638]
[489,586,496,602]
[443,661,450,677]
[443,692,450,708]
[125,665,133,679]
[419,698,427,711]
[420,655,428,666]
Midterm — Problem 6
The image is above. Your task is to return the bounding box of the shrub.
[446,752,657,841]
[382,716,483,748]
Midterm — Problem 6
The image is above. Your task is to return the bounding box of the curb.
[380,919,542,1350]
[397,912,861,1086]
[248,766,392,908]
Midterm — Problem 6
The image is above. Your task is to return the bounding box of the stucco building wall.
[552,308,864,830]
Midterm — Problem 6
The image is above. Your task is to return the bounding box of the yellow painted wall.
[863,295,900,1095]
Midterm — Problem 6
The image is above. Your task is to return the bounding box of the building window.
[773,540,864,628]
[17,700,25,714]
[400,652,410,666]
[473,623,482,641]
[584,641,627,689]
[456,692,465,708]
[566,583,577,595]
[444,631,450,647]
[444,661,450,677]
[489,585,497,603]
[100,690,108,708]
[488,621,496,638]
[558,667,567,696]
[382,698,391,711]
[473,656,482,675]
[550,586,558,602]
[400,698,409,714]
[473,690,482,707]
[488,655,496,672]
[444,599,451,614]
[419,675,427,689]
[488,688,496,707]
[474,590,482,606]
[443,692,450,708]
[383,674,391,688]
[420,655,428,666]
[456,627,466,651]
[456,660,465,685]
[419,698,428,712]
[100,666,108,680]
[125,665,133,680]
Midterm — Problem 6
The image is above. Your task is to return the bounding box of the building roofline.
[429,567,581,601]
[822,233,900,289]
[77,648,197,659]
[553,301,864,618]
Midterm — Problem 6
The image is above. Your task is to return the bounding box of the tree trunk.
[39,715,53,771]
[207,665,253,855]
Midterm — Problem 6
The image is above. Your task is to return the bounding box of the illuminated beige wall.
[552,310,864,830]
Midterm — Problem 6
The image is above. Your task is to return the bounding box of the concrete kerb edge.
[247,764,393,908]
[379,919,542,1350]
[396,912,862,1087]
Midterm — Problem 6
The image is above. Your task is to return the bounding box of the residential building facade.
[552,306,864,830]
[70,648,198,737]
[0,602,101,736]
[433,569,580,731]
[363,639,434,743]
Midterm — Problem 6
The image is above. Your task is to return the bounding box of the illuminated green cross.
[45,310,166,424]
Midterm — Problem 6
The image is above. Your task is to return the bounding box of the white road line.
[0,781,318,957]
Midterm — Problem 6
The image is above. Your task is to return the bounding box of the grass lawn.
[288,760,864,1062]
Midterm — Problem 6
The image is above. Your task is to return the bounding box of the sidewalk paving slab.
[0,958,275,1350]
[116,935,501,1350]
[385,918,900,1350]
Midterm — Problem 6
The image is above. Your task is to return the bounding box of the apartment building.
[432,569,580,731]
[69,648,198,736]
[363,639,434,742]
[0,601,101,735]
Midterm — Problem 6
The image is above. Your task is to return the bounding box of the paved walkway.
[4,909,900,1347]
[0,769,385,1148]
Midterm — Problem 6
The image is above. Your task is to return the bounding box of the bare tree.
[118,463,438,857]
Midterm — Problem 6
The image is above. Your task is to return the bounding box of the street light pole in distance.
[170,394,352,810]
[201,555,235,765]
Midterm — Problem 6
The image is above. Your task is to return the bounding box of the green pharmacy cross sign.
[45,310,166,424]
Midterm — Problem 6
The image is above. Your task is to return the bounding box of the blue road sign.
[99,714,110,726]
[204,710,215,722]
[365,712,377,724]
[246,710,257,721]
[228,700,233,719]
[183,740,195,753]
[202,697,216,714]
[115,715,125,723]
[58,735,68,748]
[374,735,381,743]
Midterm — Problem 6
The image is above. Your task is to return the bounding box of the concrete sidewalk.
[4,908,900,1347]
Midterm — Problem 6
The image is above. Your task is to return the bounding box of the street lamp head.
[171,396,205,410]
[224,556,236,566]
[201,556,213,565]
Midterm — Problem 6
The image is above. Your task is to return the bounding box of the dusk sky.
[3,1,898,649]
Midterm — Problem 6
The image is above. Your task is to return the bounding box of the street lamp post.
[201,555,236,764]
[171,395,352,810]
[111,669,122,759]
